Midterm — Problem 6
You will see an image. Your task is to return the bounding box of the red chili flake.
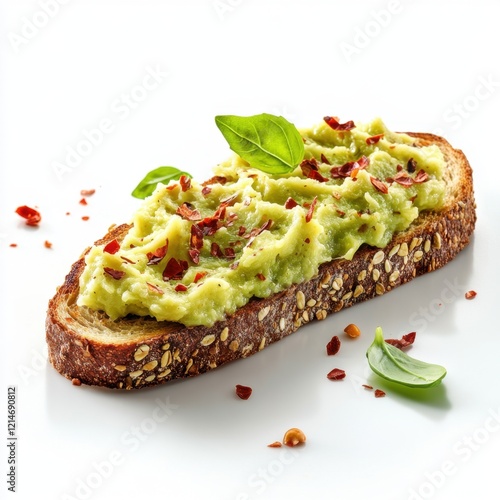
[190,224,204,250]
[393,171,414,187]
[331,156,369,179]
[396,165,403,172]
[224,247,235,260]
[305,196,317,223]
[9,243,17,248]
[362,384,373,390]
[326,335,341,356]
[80,189,96,196]
[267,441,282,448]
[304,238,310,244]
[238,226,247,236]
[162,258,188,281]
[81,216,90,221]
[256,273,266,281]
[370,177,389,194]
[366,133,384,145]
[327,368,346,380]
[147,282,164,294]
[188,248,200,264]
[465,290,477,300]
[210,242,224,258]
[103,239,120,255]
[44,240,53,249]
[324,116,355,131]
[235,384,252,400]
[202,175,227,186]
[320,153,330,165]
[243,220,273,240]
[407,158,417,173]
[413,169,429,183]
[66,212,71,216]
[176,203,201,221]
[147,240,169,265]
[103,267,125,280]
[79,198,88,206]
[201,186,212,196]
[15,205,41,226]
[166,183,178,191]
[374,389,386,398]
[175,283,188,292]
[285,197,299,209]
[179,175,191,192]
[193,271,207,283]
[385,332,416,350]
[196,217,220,236]
[300,158,328,182]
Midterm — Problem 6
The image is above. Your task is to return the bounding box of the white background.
[1,1,500,499]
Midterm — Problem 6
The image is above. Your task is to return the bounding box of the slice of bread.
[46,133,476,389]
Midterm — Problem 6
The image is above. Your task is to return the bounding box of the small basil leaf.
[215,113,304,174]
[132,167,191,199]
[366,327,447,388]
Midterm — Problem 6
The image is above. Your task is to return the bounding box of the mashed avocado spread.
[78,117,446,326]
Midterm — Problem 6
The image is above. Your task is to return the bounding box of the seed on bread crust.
[134,345,150,362]
[201,334,216,346]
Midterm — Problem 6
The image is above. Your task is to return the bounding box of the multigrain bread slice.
[46,133,476,389]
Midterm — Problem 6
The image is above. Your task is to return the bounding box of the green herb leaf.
[132,167,191,199]
[366,327,447,388]
[215,113,304,174]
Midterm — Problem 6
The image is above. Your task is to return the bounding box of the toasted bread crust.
[46,133,476,389]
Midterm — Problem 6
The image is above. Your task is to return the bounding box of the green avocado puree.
[78,118,446,326]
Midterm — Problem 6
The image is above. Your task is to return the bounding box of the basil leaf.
[215,113,304,174]
[132,167,191,199]
[366,327,447,388]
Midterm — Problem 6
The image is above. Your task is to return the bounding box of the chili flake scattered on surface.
[366,133,384,145]
[103,267,125,280]
[179,175,191,192]
[374,389,386,398]
[81,216,90,221]
[285,197,299,209]
[235,384,252,400]
[79,198,88,206]
[44,240,53,249]
[362,384,373,390]
[174,283,188,292]
[103,239,120,255]
[9,243,17,248]
[327,368,346,380]
[323,116,355,131]
[15,205,41,226]
[305,197,317,223]
[80,189,96,196]
[370,177,389,194]
[465,290,477,300]
[385,332,416,350]
[326,335,341,356]
[267,442,282,448]
[147,240,169,265]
